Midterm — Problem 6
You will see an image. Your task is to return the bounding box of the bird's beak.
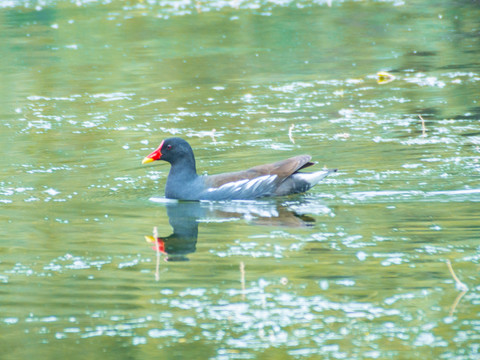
[142,156,155,165]
[142,141,164,164]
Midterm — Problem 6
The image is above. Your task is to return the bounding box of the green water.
[1,0,480,359]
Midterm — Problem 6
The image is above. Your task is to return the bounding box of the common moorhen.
[142,137,336,200]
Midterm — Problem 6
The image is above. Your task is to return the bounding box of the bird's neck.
[168,156,198,181]
[165,157,198,200]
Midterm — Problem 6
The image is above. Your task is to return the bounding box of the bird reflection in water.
[145,199,324,275]
[145,201,203,263]
[145,199,315,255]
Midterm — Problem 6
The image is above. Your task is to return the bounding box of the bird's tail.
[296,169,337,186]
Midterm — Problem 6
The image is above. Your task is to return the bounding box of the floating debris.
[377,71,396,84]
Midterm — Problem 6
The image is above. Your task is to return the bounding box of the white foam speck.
[356,251,367,261]
[45,188,60,196]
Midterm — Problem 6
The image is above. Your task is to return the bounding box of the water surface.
[1,0,480,359]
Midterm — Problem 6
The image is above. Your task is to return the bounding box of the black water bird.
[142,137,336,201]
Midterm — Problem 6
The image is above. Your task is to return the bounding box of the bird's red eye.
[166,145,172,150]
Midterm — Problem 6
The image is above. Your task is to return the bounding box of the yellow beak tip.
[145,235,156,243]
[142,157,154,165]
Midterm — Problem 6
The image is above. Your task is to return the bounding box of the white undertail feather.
[292,170,333,186]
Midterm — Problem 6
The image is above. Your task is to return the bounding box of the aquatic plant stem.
[240,261,245,300]
[446,260,468,315]
[154,226,160,282]
[446,259,468,291]
[288,124,295,144]
[419,115,426,137]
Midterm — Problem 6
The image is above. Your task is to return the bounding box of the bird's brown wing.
[204,155,313,188]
